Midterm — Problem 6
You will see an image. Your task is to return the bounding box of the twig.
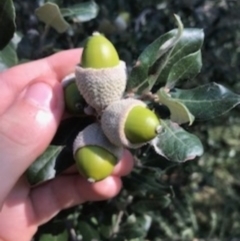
[38,24,51,57]
[109,195,133,240]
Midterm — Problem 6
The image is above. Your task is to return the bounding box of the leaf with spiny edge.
[157,87,195,125]
[151,120,204,162]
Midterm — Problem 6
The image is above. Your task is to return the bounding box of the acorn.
[101,98,161,148]
[62,73,85,115]
[75,32,127,114]
[73,123,123,182]
[114,12,130,32]
[81,32,119,69]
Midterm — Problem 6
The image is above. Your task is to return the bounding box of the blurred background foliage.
[2,0,240,240]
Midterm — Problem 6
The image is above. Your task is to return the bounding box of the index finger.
[0,48,82,113]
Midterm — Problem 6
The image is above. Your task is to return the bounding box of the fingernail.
[24,82,56,110]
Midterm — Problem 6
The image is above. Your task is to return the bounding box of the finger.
[30,175,122,225]
[112,149,134,176]
[0,49,82,114]
[0,81,64,206]
[0,177,37,241]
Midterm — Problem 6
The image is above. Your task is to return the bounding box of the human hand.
[0,49,134,241]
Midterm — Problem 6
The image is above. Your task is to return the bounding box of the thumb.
[0,81,64,205]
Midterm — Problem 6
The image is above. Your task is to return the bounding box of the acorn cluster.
[64,32,161,182]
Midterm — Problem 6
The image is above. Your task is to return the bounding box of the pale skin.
[0,49,134,241]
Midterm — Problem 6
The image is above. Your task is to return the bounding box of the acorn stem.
[156,125,162,134]
[87,178,96,183]
[92,31,100,36]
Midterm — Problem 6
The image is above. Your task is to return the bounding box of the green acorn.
[75,146,117,182]
[75,32,127,114]
[114,11,130,32]
[81,32,120,69]
[62,73,85,115]
[73,123,123,182]
[101,98,161,149]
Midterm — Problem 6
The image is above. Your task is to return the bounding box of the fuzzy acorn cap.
[75,61,127,114]
[73,122,123,160]
[101,98,148,149]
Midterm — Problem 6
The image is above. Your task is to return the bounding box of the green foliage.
[157,88,195,125]
[170,83,240,120]
[35,1,99,33]
[127,26,204,92]
[158,28,204,88]
[151,120,204,162]
[166,50,202,88]
[77,220,101,241]
[39,230,68,241]
[0,41,18,71]
[0,0,15,50]
[60,1,99,22]
[26,145,64,185]
[35,2,70,33]
[126,15,183,92]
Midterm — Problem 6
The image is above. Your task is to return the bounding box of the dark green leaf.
[127,63,149,93]
[157,87,195,125]
[77,221,100,241]
[35,2,70,33]
[0,42,18,71]
[156,28,204,86]
[127,15,183,92]
[131,197,171,213]
[39,230,68,241]
[151,120,204,162]
[170,83,240,120]
[123,170,169,197]
[116,214,152,239]
[26,145,64,185]
[61,1,99,22]
[0,0,15,50]
[166,50,202,88]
